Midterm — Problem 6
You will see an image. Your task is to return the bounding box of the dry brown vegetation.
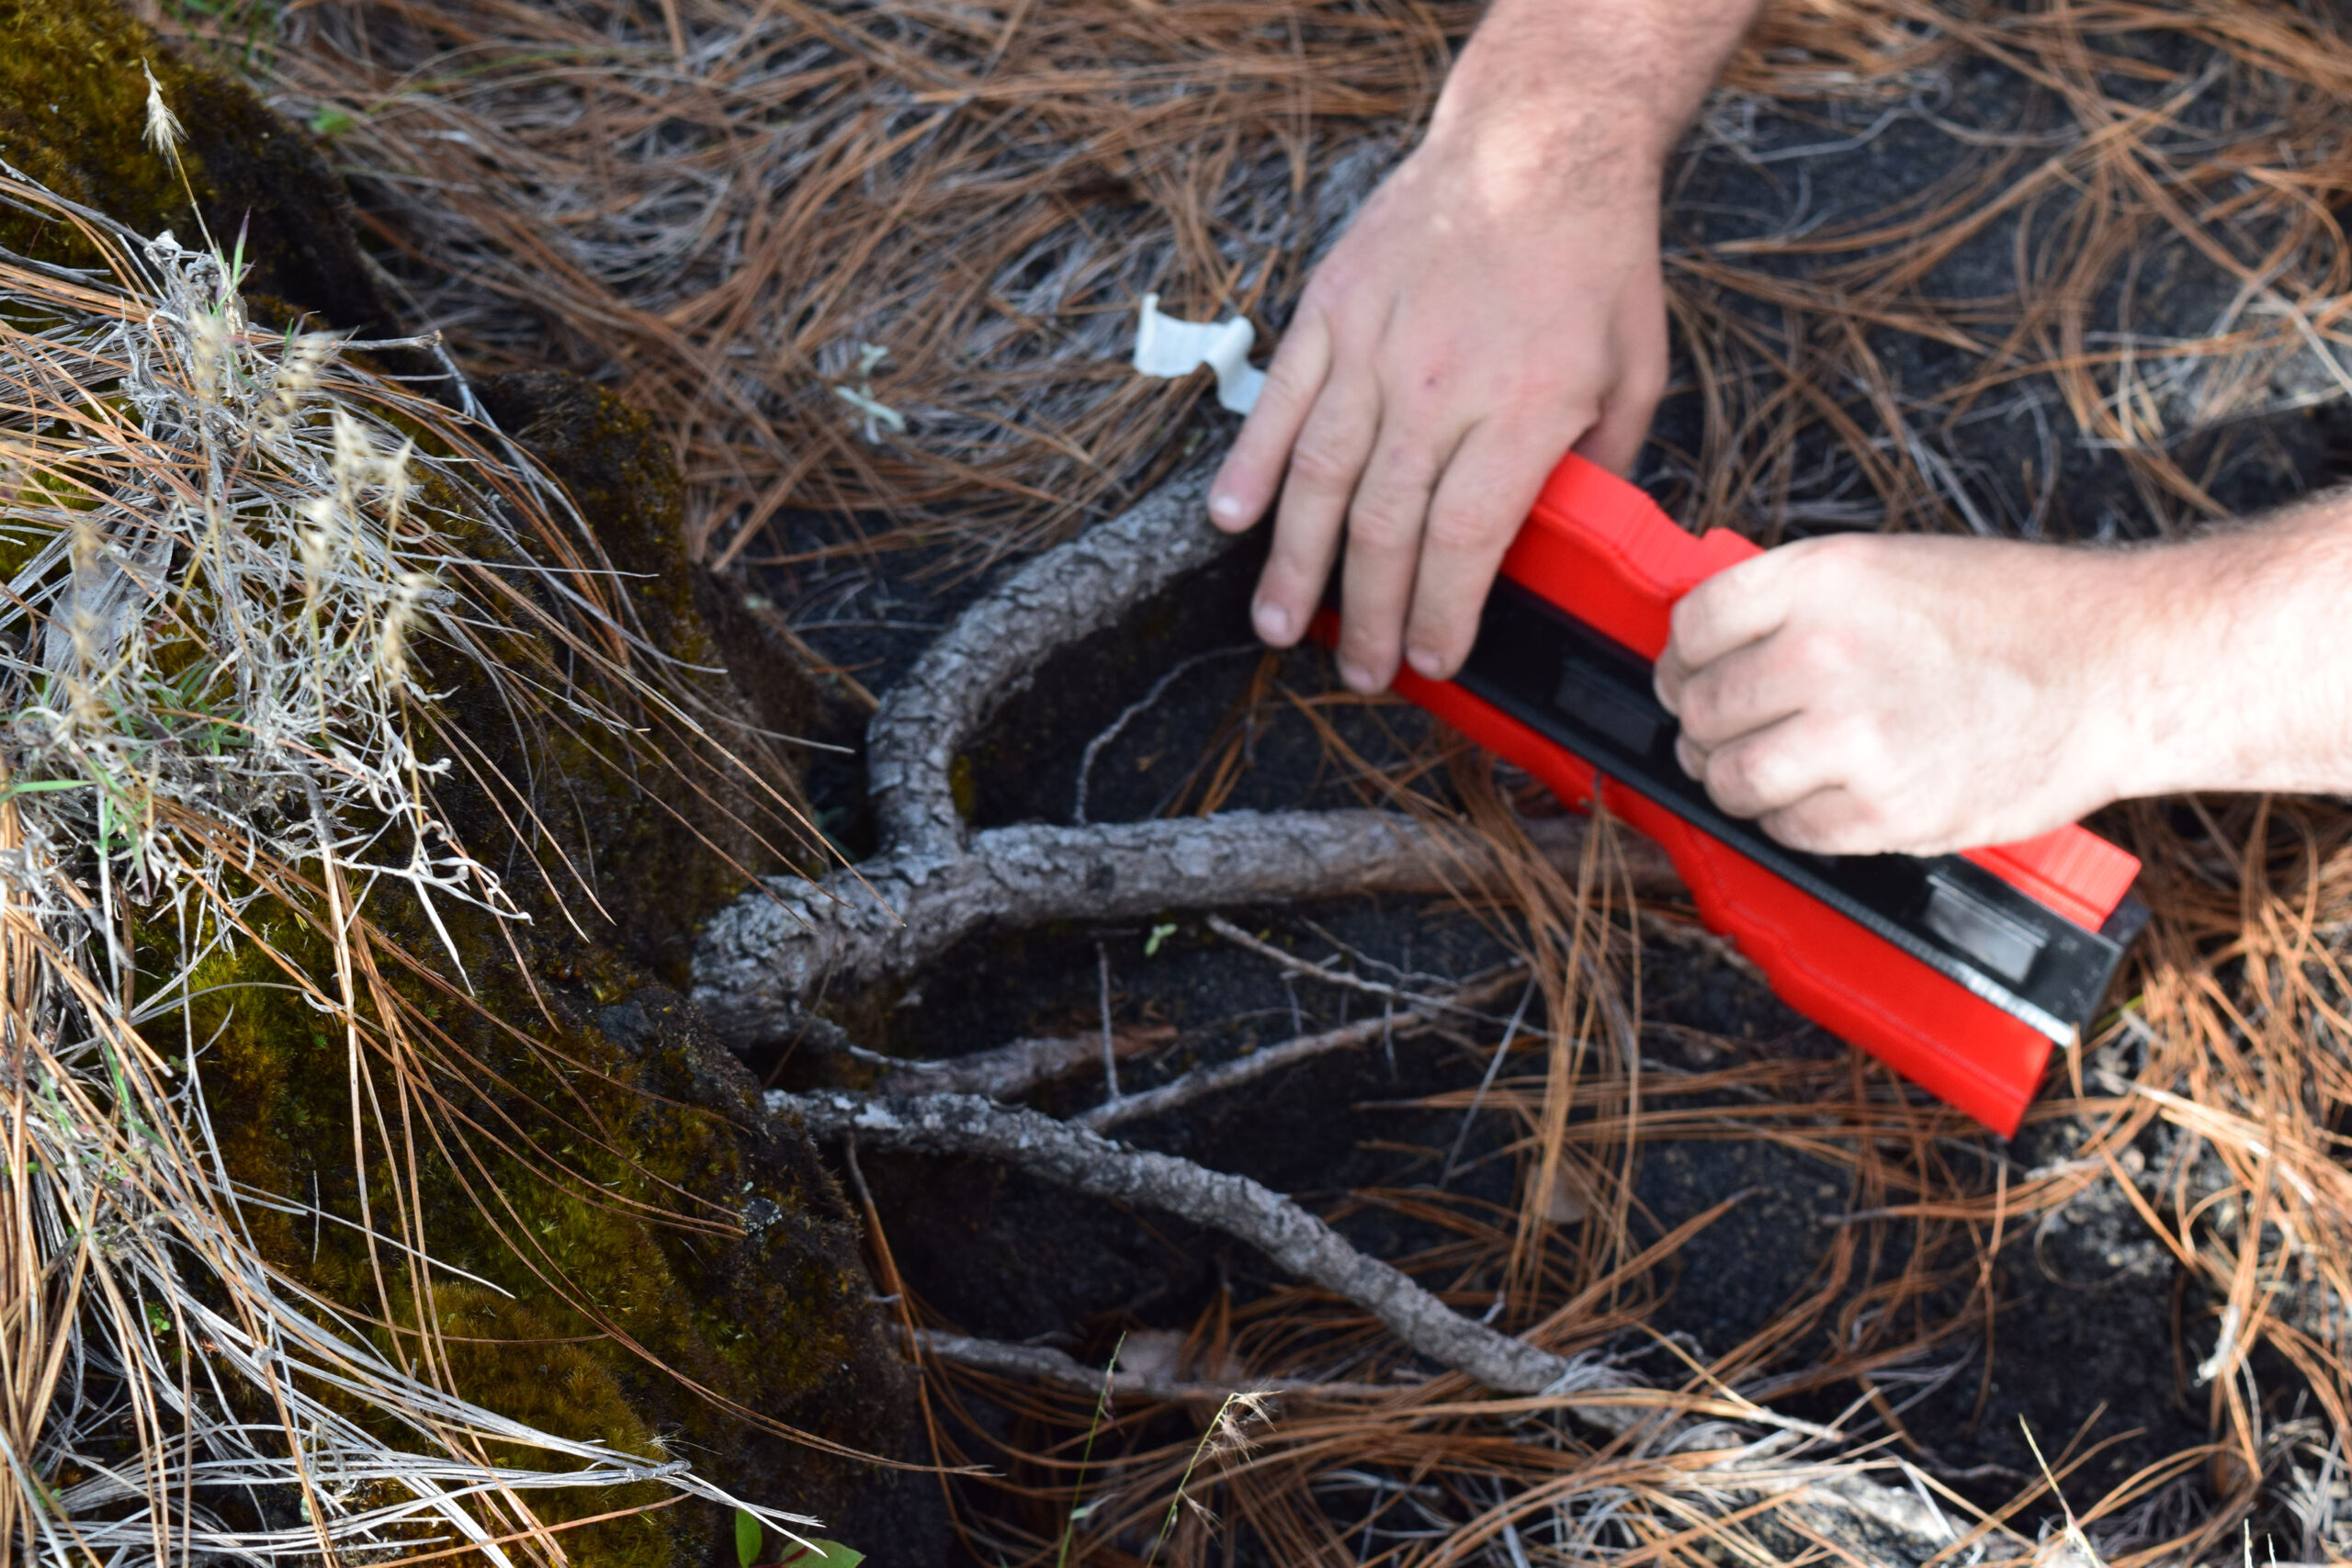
[144,0,2352,1562]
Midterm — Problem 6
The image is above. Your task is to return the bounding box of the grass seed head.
[139,60,184,157]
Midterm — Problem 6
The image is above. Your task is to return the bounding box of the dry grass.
[150,0,2352,1562]
[210,0,1472,570]
[0,167,814,1564]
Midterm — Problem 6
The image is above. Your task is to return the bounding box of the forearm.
[2111,494,2352,798]
[1429,0,1772,186]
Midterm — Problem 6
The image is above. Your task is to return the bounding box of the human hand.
[1204,83,1671,694]
[1653,534,2141,856]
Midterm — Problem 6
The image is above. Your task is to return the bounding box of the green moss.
[0,12,927,1551]
[173,910,902,1565]
[131,366,924,1568]
[0,0,396,333]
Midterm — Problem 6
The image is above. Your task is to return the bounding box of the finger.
[1208,309,1334,536]
[1758,786,1890,857]
[1332,410,1455,691]
[1398,418,1553,682]
[1250,368,1382,649]
[1671,635,1814,750]
[1571,333,1666,479]
[1662,545,1803,680]
[1699,712,1849,821]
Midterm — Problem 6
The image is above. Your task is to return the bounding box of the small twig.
[1072,644,1255,825]
[1440,977,1540,1188]
[1096,942,1119,1103]
[1079,967,1527,1134]
[1204,915,1501,1022]
[911,1329,1393,1402]
[1636,908,1767,985]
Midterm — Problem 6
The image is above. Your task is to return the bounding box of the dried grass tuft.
[0,166,810,1565]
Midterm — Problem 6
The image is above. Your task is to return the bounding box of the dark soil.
[775,536,2226,1523]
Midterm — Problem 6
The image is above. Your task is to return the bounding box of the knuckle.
[1287,436,1362,493]
[1670,582,1726,648]
[1705,746,1761,810]
[1819,708,1884,766]
[1346,504,1421,556]
[1303,258,1366,310]
[1422,503,1510,556]
[1780,622,1852,682]
[1258,355,1321,408]
[1798,532,1871,586]
[1677,674,1731,744]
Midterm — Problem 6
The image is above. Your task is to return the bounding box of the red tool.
[1314,455,2143,1136]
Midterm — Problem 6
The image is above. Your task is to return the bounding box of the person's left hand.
[1652,532,2138,855]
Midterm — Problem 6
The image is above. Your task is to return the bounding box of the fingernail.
[1675,737,1702,777]
[1407,648,1444,680]
[1252,600,1291,642]
[1339,660,1377,692]
[1210,492,1248,525]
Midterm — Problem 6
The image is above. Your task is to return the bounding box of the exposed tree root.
[691,464,1675,1041]
[785,1085,2012,1562]
[1075,965,1526,1133]
[771,1088,1629,1406]
[713,452,1984,1561]
[875,1026,1173,1100]
[865,459,1231,861]
[909,1330,1395,1402]
[699,812,1604,1039]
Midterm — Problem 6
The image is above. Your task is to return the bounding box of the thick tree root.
[698,812,1596,1039]
[770,1088,1633,1410]
[865,457,1233,861]
[689,460,1674,1041]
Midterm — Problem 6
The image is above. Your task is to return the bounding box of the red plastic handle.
[1327,454,2140,1135]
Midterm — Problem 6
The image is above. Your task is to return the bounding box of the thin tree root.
[909,1329,1396,1402]
[784,1086,2007,1561]
[1075,965,1526,1134]
[875,1026,1173,1100]
[769,1087,1632,1408]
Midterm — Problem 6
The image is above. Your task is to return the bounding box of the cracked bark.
[689,461,1676,1042]
[771,1087,1634,1410]
[696,812,1634,1039]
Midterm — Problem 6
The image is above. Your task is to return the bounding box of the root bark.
[692,460,1669,1040]
[708,457,1971,1563]
[772,1088,1631,1409]
[697,812,1606,1039]
[1075,965,1524,1134]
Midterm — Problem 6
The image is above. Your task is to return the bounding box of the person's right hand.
[1205,123,1671,695]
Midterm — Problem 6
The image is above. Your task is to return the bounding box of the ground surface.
[729,27,2341,1561]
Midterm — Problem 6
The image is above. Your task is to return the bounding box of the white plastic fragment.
[1132,292,1265,414]
[833,340,905,441]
